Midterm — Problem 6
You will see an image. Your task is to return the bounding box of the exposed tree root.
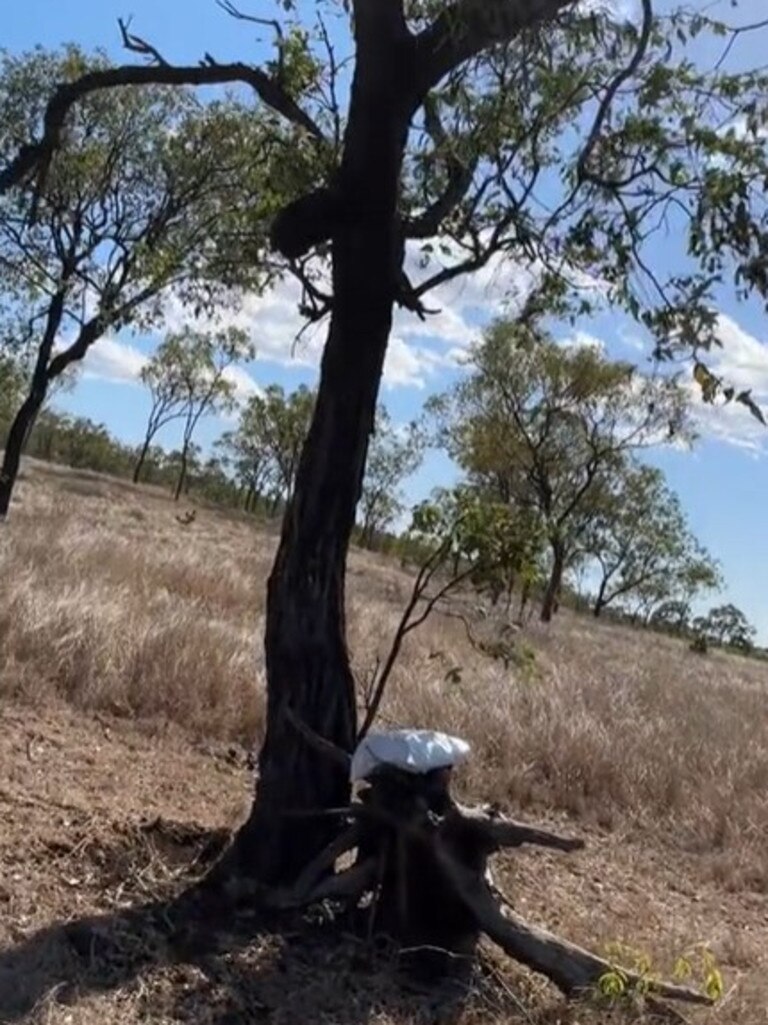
[247,767,715,1016]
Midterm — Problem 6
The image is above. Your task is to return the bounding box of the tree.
[694,603,757,652]
[431,320,690,621]
[260,384,316,508]
[216,383,315,514]
[583,460,719,618]
[217,404,278,515]
[134,337,191,484]
[3,1,768,1001]
[0,351,23,433]
[161,326,255,501]
[359,407,426,548]
[0,46,277,518]
[650,600,692,637]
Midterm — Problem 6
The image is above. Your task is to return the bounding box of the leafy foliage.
[409,484,544,605]
[430,316,691,619]
[584,460,720,618]
[693,602,757,652]
[217,383,316,511]
[358,408,426,548]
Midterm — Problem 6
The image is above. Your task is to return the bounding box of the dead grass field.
[1,458,767,1024]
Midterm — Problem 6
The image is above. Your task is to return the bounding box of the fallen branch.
[452,804,586,853]
[435,840,712,1007]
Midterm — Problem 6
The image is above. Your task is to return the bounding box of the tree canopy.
[2,4,767,992]
[430,315,692,619]
[0,45,280,516]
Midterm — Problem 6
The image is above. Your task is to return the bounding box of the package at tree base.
[350,728,470,782]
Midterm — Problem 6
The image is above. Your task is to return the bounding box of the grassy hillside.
[1,459,767,1024]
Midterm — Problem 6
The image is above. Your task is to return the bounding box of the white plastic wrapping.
[350,728,470,782]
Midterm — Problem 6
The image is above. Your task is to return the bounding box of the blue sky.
[4,0,768,640]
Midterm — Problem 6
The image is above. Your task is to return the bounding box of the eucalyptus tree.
[0,45,282,518]
[2,0,768,904]
[431,319,691,620]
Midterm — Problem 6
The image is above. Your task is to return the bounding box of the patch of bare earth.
[0,459,767,1023]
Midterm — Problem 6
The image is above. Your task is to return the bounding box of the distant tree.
[584,461,719,618]
[247,384,316,511]
[358,407,425,548]
[161,326,255,501]
[694,603,757,652]
[650,600,692,637]
[0,46,277,519]
[431,318,691,622]
[216,400,278,514]
[0,351,23,431]
[134,336,191,484]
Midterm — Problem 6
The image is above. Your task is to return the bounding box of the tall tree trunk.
[133,433,153,484]
[593,577,608,618]
[541,544,565,623]
[220,11,417,889]
[174,440,190,502]
[0,389,45,519]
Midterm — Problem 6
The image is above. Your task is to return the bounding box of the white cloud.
[222,364,262,404]
[81,336,146,385]
[80,333,261,411]
[686,313,768,454]
[560,330,606,352]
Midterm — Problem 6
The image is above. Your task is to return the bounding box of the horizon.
[2,0,768,642]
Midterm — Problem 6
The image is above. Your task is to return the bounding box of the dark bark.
[0,390,45,518]
[541,542,565,623]
[133,434,153,484]
[592,576,608,617]
[0,291,67,520]
[218,7,420,888]
[174,441,190,502]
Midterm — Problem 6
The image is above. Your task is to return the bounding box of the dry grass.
[1,457,767,1024]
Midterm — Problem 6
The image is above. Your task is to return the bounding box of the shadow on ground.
[0,822,523,1025]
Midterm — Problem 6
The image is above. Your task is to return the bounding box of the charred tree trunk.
[217,8,419,889]
[0,389,45,519]
[541,543,565,623]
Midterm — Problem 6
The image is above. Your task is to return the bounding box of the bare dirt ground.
[1,460,767,1024]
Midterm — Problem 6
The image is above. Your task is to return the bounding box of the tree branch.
[405,96,478,239]
[576,0,654,187]
[284,703,352,768]
[434,840,713,1006]
[0,56,325,201]
[416,0,575,91]
[453,804,586,853]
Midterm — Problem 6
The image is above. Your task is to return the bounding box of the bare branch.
[284,703,352,768]
[280,824,361,903]
[118,17,170,66]
[453,804,585,853]
[434,840,713,1006]
[300,858,377,904]
[216,0,286,79]
[357,540,453,741]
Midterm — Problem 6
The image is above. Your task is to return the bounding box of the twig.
[118,17,170,66]
[576,0,653,186]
